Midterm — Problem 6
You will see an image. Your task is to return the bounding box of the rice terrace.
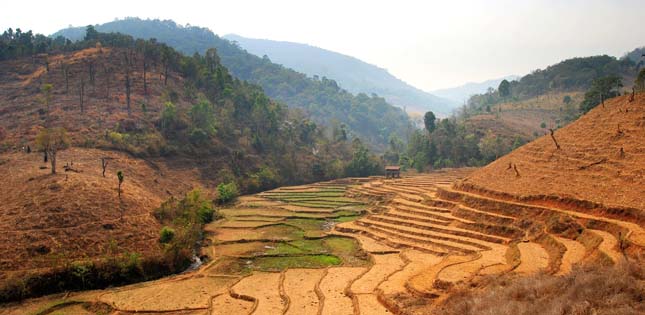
[1,2,645,315]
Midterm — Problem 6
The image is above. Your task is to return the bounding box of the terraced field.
[4,169,642,314]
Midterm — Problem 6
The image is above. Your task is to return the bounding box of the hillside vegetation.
[0,26,389,300]
[52,18,412,150]
[398,51,642,172]
[223,34,457,114]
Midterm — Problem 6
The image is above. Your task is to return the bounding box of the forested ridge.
[0,26,384,193]
[52,18,411,150]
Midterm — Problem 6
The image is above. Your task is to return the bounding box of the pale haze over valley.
[2,0,644,91]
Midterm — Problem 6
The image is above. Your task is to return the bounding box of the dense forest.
[52,18,411,150]
[0,26,384,192]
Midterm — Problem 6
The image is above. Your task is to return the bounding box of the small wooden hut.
[385,165,401,178]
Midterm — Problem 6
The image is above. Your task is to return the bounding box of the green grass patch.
[247,254,342,271]
[286,218,326,231]
[334,215,360,223]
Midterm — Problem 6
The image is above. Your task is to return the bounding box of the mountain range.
[223,34,457,115]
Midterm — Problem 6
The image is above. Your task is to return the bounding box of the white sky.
[2,0,644,90]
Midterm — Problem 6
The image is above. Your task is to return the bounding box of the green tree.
[189,99,216,136]
[498,79,511,98]
[117,170,124,199]
[636,68,645,91]
[424,111,436,133]
[159,226,175,243]
[216,182,238,204]
[580,76,623,113]
[563,95,572,105]
[345,139,379,177]
[35,127,70,174]
[84,25,99,42]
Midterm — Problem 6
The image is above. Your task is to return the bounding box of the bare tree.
[549,128,561,150]
[101,158,109,177]
[123,51,132,116]
[79,77,85,113]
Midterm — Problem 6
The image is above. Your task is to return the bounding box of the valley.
[1,4,644,314]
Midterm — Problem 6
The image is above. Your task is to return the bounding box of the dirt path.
[283,269,325,315]
[231,272,286,315]
[515,242,549,274]
[319,267,366,315]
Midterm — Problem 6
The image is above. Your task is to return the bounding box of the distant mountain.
[52,18,410,150]
[224,34,457,115]
[430,75,520,105]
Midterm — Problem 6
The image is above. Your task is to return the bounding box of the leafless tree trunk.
[64,66,70,95]
[79,77,85,113]
[123,51,132,116]
[549,128,561,150]
[101,158,108,177]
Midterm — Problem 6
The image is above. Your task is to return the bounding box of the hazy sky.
[2,0,644,91]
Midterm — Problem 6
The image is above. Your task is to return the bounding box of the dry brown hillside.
[460,94,645,220]
[0,147,207,275]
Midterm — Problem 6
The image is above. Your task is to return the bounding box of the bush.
[159,226,175,243]
[189,128,209,144]
[216,182,238,204]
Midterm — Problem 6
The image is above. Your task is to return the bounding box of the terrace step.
[356,219,485,253]
[384,209,452,226]
[391,198,452,213]
[365,215,507,245]
[335,222,451,256]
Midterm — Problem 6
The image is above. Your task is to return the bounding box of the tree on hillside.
[636,68,645,91]
[345,139,380,177]
[424,111,436,133]
[117,170,124,199]
[563,95,572,105]
[123,51,132,116]
[84,25,99,42]
[35,127,70,174]
[580,76,623,113]
[498,79,511,99]
[40,84,53,124]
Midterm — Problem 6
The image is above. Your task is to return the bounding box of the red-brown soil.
[0,147,205,277]
[461,94,645,219]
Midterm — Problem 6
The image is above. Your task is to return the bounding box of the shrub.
[189,128,209,144]
[216,182,238,204]
[159,226,175,243]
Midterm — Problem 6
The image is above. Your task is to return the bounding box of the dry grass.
[436,260,645,315]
